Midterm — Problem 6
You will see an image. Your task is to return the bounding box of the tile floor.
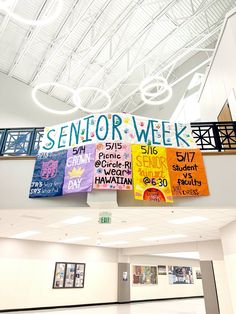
[5,298,206,314]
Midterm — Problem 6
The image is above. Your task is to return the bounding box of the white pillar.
[220,220,236,314]
[198,240,233,314]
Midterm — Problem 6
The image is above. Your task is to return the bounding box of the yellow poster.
[132,144,173,202]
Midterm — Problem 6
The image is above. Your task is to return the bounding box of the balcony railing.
[0,121,236,157]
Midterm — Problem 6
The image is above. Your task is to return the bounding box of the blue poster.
[29,150,67,198]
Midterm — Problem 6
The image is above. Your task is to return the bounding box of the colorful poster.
[39,113,196,153]
[63,144,96,194]
[94,142,132,190]
[167,148,209,197]
[29,150,67,198]
[132,144,173,202]
[133,265,157,285]
[168,266,194,284]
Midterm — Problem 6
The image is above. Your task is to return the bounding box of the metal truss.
[0,0,235,114]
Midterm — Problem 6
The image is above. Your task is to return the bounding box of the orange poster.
[167,148,209,197]
[132,144,173,202]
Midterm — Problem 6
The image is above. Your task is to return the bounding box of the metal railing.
[0,121,236,156]
[0,127,44,156]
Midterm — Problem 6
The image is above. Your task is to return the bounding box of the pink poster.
[94,142,132,190]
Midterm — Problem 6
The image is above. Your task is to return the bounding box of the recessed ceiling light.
[152,251,200,260]
[101,241,128,246]
[141,234,187,241]
[100,226,146,236]
[10,230,40,239]
[62,216,91,225]
[168,216,208,224]
[59,236,90,243]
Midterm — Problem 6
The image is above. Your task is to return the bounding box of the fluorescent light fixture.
[142,234,187,241]
[152,251,200,260]
[62,216,91,225]
[59,236,90,243]
[11,230,40,239]
[32,82,81,115]
[168,216,208,225]
[100,226,146,236]
[101,241,128,246]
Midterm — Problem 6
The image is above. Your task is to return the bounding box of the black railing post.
[0,129,8,156]
[28,128,37,156]
[212,122,222,152]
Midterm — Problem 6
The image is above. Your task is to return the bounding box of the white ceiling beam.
[8,0,59,76]
[52,0,146,99]
[83,0,220,111]
[0,0,18,40]
[111,24,221,112]
[47,0,114,95]
[66,0,178,105]
[30,0,97,84]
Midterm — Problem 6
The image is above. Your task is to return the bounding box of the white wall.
[0,238,118,310]
[0,72,86,128]
[213,260,234,314]
[199,9,236,121]
[129,255,203,301]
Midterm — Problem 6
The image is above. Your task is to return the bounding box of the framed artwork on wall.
[196,270,202,279]
[53,262,66,288]
[132,265,158,285]
[53,262,86,289]
[168,266,194,284]
[75,263,86,288]
[158,265,167,275]
[65,263,76,288]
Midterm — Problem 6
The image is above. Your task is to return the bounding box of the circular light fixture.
[0,0,63,26]
[73,86,112,114]
[32,82,81,115]
[140,76,173,106]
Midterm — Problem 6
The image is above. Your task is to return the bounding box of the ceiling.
[0,207,236,248]
[0,0,236,114]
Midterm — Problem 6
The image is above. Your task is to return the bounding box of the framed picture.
[74,263,86,288]
[158,265,167,275]
[65,263,76,288]
[168,266,194,284]
[53,262,66,288]
[53,262,85,289]
[133,265,157,285]
[196,270,202,279]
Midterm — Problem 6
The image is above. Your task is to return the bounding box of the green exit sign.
[99,212,112,224]
[99,216,111,224]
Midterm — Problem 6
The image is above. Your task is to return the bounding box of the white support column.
[198,240,233,314]
[220,220,236,314]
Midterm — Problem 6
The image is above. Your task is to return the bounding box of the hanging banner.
[29,150,67,198]
[39,113,195,153]
[167,148,209,197]
[62,144,96,194]
[94,142,132,190]
[132,144,173,202]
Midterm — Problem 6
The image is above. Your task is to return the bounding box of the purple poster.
[29,150,67,198]
[63,144,96,194]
